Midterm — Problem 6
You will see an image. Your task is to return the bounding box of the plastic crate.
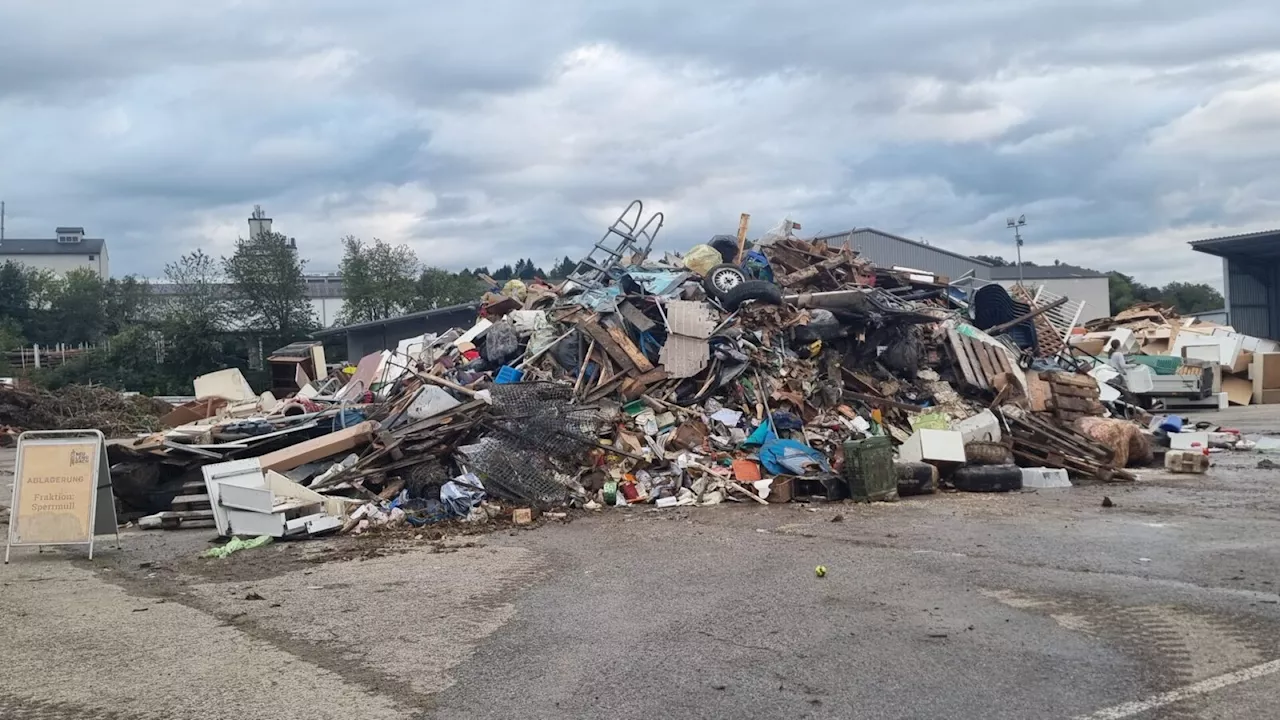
[843,435,897,502]
[494,365,524,384]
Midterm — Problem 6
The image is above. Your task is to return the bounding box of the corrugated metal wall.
[1225,257,1280,340]
[817,229,991,280]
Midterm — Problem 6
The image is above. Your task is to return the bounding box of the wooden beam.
[734,213,751,264]
[577,318,637,373]
[605,325,654,372]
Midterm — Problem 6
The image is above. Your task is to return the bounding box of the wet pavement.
[1,406,1279,719]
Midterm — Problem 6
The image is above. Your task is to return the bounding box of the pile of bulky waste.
[104,201,1192,542]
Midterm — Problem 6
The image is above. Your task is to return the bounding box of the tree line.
[971,256,1224,315]
[0,231,581,393]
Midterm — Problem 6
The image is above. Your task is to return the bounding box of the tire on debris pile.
[702,263,747,300]
[950,464,1023,493]
[722,280,783,311]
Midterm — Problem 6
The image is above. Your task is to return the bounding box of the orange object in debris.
[732,459,762,481]
[871,409,883,424]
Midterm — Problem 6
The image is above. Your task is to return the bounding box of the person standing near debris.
[1108,339,1127,374]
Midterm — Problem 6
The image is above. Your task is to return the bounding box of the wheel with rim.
[703,263,746,299]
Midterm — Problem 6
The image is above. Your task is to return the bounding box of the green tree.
[412,268,481,309]
[1159,282,1225,315]
[550,256,577,279]
[103,275,150,336]
[492,264,514,282]
[337,236,419,324]
[973,255,1011,266]
[224,230,316,340]
[160,250,237,380]
[1107,271,1158,314]
[49,268,108,344]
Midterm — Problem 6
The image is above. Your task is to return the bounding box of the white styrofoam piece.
[1020,467,1072,489]
[217,483,273,513]
[955,410,1001,444]
[306,515,343,535]
[407,385,461,421]
[455,318,493,346]
[226,508,286,537]
[1170,432,1210,450]
[286,512,328,534]
[202,458,266,537]
[899,429,966,464]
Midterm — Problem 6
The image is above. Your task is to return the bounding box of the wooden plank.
[1042,371,1098,389]
[618,302,657,333]
[1050,384,1100,399]
[962,338,990,390]
[973,344,998,385]
[605,325,654,372]
[634,367,669,385]
[946,329,981,389]
[992,346,1015,376]
[577,319,637,373]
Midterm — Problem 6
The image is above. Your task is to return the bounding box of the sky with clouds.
[2,0,1277,286]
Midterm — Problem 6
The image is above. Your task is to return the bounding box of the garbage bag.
[501,279,528,302]
[441,474,486,517]
[758,439,832,476]
[683,244,724,276]
[482,320,520,365]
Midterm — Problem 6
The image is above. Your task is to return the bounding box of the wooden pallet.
[947,328,1018,392]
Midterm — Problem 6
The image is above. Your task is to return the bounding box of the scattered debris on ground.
[37,201,1264,546]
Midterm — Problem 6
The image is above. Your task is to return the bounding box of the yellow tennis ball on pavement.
[815,565,827,577]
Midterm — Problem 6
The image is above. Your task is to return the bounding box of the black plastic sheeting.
[972,284,1038,351]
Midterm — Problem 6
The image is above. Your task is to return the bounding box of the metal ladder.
[572,200,664,286]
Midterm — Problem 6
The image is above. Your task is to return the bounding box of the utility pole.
[1006,215,1027,287]
[1,201,5,244]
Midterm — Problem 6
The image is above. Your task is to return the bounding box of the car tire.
[950,464,1023,493]
[723,280,783,311]
[703,263,746,300]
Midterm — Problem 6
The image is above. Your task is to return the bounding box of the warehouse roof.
[989,263,1106,280]
[1190,229,1280,259]
[0,238,106,255]
[814,228,995,268]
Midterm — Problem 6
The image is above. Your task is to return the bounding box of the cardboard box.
[1250,353,1280,403]
[1222,375,1253,406]
[1262,390,1280,405]
[1230,351,1254,375]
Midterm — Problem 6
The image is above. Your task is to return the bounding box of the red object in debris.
[620,481,640,502]
[732,459,762,482]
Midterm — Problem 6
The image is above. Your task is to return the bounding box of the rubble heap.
[0,385,171,438]
[106,204,1179,540]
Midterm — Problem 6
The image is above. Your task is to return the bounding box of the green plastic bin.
[843,435,897,502]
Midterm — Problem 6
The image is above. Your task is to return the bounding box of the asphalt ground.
[2,405,1279,719]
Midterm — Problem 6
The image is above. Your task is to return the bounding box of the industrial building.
[1191,230,1280,340]
[815,228,993,281]
[0,226,110,277]
[989,263,1111,323]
